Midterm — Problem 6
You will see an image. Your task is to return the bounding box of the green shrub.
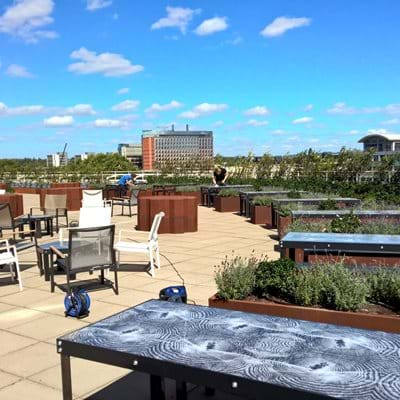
[286,220,329,234]
[175,185,200,192]
[318,199,338,210]
[254,258,297,300]
[357,220,400,235]
[331,211,361,233]
[252,196,273,206]
[218,188,239,197]
[278,206,292,217]
[367,269,400,310]
[287,191,302,199]
[215,256,258,300]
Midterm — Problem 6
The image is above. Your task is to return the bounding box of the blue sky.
[1,0,400,158]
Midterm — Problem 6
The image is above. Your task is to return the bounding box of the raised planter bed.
[14,187,40,195]
[277,214,292,237]
[0,183,7,191]
[50,182,81,188]
[0,193,23,218]
[251,204,270,225]
[201,185,253,207]
[176,191,201,205]
[209,295,400,334]
[214,196,240,212]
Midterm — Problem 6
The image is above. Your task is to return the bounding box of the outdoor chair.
[0,239,22,290]
[114,212,164,277]
[81,190,111,208]
[31,194,68,232]
[50,225,118,294]
[0,203,27,241]
[111,189,138,217]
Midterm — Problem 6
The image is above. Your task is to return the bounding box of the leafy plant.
[175,185,201,192]
[287,191,302,199]
[318,198,339,210]
[367,269,400,310]
[278,206,292,217]
[252,196,273,206]
[286,220,329,234]
[218,188,240,197]
[215,256,258,300]
[330,212,361,233]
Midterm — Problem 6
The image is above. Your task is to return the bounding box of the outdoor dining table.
[36,240,69,283]
[58,299,400,400]
[18,213,54,238]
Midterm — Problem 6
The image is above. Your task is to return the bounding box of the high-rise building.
[141,125,213,170]
[47,152,68,168]
[118,143,142,168]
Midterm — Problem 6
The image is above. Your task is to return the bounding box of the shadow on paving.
[84,371,240,400]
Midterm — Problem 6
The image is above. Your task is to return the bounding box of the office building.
[118,143,142,168]
[358,131,400,161]
[141,125,213,170]
[47,152,68,168]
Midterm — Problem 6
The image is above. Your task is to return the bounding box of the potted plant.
[277,206,293,238]
[209,256,400,333]
[250,196,273,225]
[214,189,240,212]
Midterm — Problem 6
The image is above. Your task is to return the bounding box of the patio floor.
[0,204,278,399]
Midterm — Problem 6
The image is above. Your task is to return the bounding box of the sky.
[1,0,400,158]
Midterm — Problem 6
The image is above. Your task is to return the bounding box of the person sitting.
[117,173,136,196]
[212,166,229,186]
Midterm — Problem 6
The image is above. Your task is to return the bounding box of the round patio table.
[137,195,197,234]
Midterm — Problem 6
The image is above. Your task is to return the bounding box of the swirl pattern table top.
[60,300,400,399]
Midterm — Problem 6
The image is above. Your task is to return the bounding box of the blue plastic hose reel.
[64,288,90,318]
[159,286,187,303]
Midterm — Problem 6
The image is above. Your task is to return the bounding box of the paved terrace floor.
[0,203,278,399]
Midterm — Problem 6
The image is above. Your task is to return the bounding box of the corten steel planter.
[50,182,81,188]
[0,183,7,190]
[209,295,400,334]
[14,188,40,194]
[277,214,292,238]
[0,194,23,218]
[214,196,240,212]
[264,204,274,228]
[251,205,270,225]
[176,191,202,205]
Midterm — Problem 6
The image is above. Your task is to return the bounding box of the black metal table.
[18,214,54,238]
[201,185,253,207]
[58,299,400,400]
[36,240,69,284]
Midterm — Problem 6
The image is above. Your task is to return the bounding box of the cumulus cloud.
[86,0,112,11]
[66,104,96,115]
[44,115,74,127]
[94,119,126,128]
[382,118,400,125]
[246,119,269,127]
[272,129,286,135]
[261,16,311,37]
[244,106,270,116]
[68,47,143,77]
[327,102,400,116]
[0,0,57,43]
[194,17,228,36]
[145,100,183,113]
[292,116,313,124]
[179,103,228,119]
[111,100,140,112]
[6,64,34,78]
[349,130,360,135]
[117,87,129,94]
[151,6,201,34]
[327,102,357,115]
[0,102,44,116]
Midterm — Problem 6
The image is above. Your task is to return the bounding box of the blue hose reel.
[159,285,187,303]
[64,288,91,318]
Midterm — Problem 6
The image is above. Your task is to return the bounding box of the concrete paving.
[0,200,278,399]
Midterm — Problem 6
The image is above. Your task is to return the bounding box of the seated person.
[117,173,136,196]
[212,166,229,186]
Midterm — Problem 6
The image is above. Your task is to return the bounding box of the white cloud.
[86,0,112,11]
[179,103,228,119]
[385,104,400,115]
[0,0,57,43]
[226,36,243,45]
[349,130,359,135]
[304,104,313,112]
[66,104,96,115]
[261,16,311,38]
[327,102,400,116]
[272,129,286,135]
[0,102,44,116]
[327,102,357,115]
[117,87,129,95]
[246,119,269,127]
[151,6,201,34]
[293,116,313,124]
[194,17,228,36]
[213,120,224,127]
[94,119,126,128]
[244,106,270,116]
[382,118,400,125]
[111,100,140,112]
[6,64,34,78]
[145,100,183,113]
[68,47,143,77]
[44,115,74,127]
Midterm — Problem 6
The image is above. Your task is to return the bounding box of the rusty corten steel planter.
[0,193,23,218]
[50,182,81,188]
[214,196,240,212]
[137,195,197,234]
[277,214,292,237]
[209,295,400,334]
[176,191,202,205]
[251,205,270,225]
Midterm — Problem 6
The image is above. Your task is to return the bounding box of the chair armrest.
[0,239,10,250]
[50,246,65,258]
[30,207,43,215]
[111,197,126,201]
[104,199,112,206]
[117,229,133,242]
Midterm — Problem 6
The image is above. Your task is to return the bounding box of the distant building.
[141,125,213,170]
[47,152,68,168]
[358,131,400,161]
[118,143,142,168]
[70,152,94,163]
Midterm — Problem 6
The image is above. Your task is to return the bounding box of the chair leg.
[149,248,155,277]
[129,204,132,217]
[111,202,114,216]
[14,259,23,291]
[114,268,119,295]
[156,245,161,269]
[9,264,15,281]
[100,269,105,285]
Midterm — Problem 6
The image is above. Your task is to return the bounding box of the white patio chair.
[0,239,23,291]
[81,190,111,208]
[114,212,165,277]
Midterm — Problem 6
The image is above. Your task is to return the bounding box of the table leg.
[61,354,72,400]
[150,375,165,400]
[205,387,215,396]
[176,380,187,400]
[44,252,50,282]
